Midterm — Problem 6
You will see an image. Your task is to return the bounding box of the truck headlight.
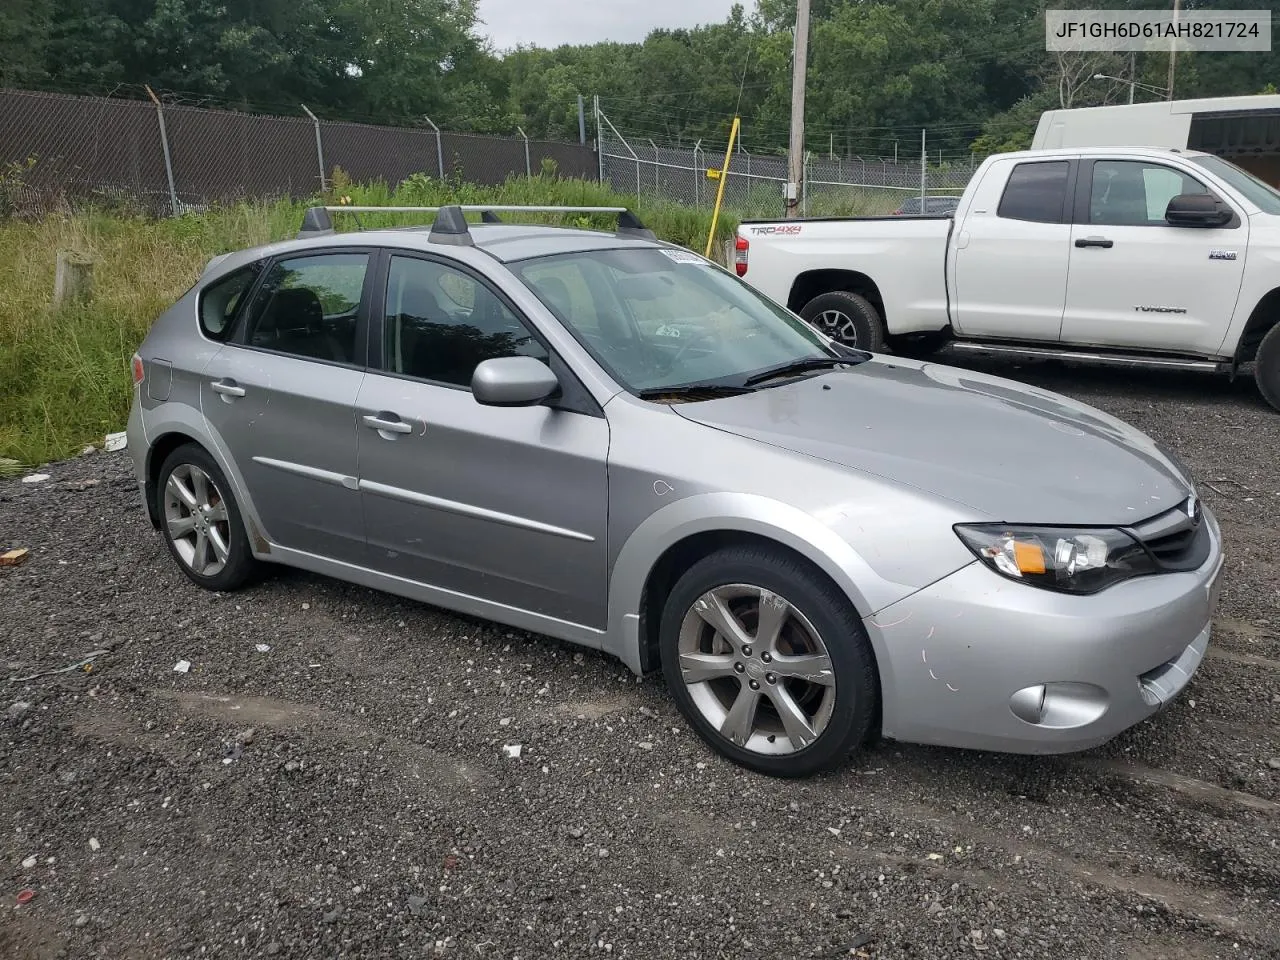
[953,524,1155,595]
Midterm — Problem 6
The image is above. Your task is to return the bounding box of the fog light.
[1010,684,1048,724]
[1009,682,1108,729]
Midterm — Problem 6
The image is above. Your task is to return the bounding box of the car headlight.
[953,524,1156,595]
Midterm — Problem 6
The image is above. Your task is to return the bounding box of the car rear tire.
[1254,322,1280,413]
[799,291,886,352]
[155,443,259,592]
[659,545,879,777]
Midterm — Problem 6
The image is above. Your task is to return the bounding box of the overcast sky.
[476,0,743,52]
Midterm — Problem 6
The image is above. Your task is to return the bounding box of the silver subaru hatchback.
[126,205,1224,777]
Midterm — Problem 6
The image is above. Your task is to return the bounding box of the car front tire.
[659,545,879,777]
[155,443,259,592]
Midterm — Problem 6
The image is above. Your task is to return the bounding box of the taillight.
[734,235,749,277]
[131,353,144,386]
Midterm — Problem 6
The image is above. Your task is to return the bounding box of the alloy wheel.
[812,309,859,346]
[676,583,837,755]
[163,463,231,578]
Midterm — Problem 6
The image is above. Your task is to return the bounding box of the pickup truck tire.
[799,291,886,352]
[1255,322,1280,412]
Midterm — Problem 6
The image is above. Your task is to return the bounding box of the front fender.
[603,491,921,677]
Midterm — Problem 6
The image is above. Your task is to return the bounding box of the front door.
[1060,158,1248,356]
[355,252,610,628]
[200,249,373,562]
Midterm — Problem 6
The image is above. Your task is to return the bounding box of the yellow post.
[704,116,741,260]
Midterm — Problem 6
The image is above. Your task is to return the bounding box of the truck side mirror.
[1165,193,1232,228]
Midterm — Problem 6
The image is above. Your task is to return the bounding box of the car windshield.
[1188,154,1280,215]
[510,246,842,394]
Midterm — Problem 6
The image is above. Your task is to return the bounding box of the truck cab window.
[1090,160,1210,226]
[997,161,1069,224]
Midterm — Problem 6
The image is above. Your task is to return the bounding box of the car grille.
[1127,496,1211,571]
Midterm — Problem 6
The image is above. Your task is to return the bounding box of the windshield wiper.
[742,356,850,386]
[638,383,754,401]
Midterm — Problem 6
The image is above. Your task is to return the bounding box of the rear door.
[950,157,1075,340]
[1059,158,1247,356]
[354,250,611,628]
[200,248,373,563]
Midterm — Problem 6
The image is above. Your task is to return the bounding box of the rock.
[788,801,800,813]
[20,473,50,484]
[88,837,100,852]
[235,728,256,746]
[8,701,32,720]
[993,929,1006,939]
[927,901,944,916]
[264,942,281,955]
[94,562,116,574]
[1268,758,1280,770]
[74,915,89,928]
[598,848,609,858]
[21,855,37,868]
[637,741,654,751]
[322,906,343,923]
[284,761,301,773]
[81,445,97,456]
[407,895,427,917]
[568,827,584,839]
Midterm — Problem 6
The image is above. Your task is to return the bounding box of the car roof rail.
[295,204,657,243]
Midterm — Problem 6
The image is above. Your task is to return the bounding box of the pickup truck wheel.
[799,291,886,352]
[1255,322,1280,412]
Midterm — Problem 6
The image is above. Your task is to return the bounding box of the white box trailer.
[1033,95,1280,183]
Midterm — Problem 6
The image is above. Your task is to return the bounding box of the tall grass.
[0,174,738,465]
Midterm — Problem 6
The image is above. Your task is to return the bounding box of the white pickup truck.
[735,146,1280,410]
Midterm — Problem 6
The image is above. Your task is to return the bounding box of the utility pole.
[1128,51,1136,103]
[1167,0,1181,100]
[785,0,811,219]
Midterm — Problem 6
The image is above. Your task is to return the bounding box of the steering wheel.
[649,326,718,376]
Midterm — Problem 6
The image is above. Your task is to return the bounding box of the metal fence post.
[802,150,810,216]
[648,139,659,195]
[517,126,531,177]
[144,85,179,217]
[920,128,927,208]
[594,95,603,184]
[424,116,445,180]
[693,140,702,207]
[301,104,326,193]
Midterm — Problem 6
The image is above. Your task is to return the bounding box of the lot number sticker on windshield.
[660,249,706,265]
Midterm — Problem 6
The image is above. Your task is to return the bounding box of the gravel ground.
[2,358,1278,960]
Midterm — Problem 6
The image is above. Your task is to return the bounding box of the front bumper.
[865,507,1224,754]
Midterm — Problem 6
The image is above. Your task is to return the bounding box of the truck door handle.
[363,413,413,436]
[1075,236,1114,249]
[210,379,246,399]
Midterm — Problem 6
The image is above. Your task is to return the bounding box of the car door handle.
[1075,237,1114,248]
[210,379,246,398]
[362,413,413,435]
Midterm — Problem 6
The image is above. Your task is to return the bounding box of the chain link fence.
[598,109,984,219]
[0,87,598,216]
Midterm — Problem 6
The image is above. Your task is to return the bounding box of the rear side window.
[199,265,260,341]
[241,253,369,365]
[998,161,1070,223]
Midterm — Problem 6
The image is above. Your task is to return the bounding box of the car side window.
[241,253,368,364]
[1089,160,1211,226]
[997,161,1070,223]
[199,264,260,341]
[384,255,550,388]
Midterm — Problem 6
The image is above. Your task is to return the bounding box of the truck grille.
[1127,497,1210,572]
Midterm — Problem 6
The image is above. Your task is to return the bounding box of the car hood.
[672,357,1191,525]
